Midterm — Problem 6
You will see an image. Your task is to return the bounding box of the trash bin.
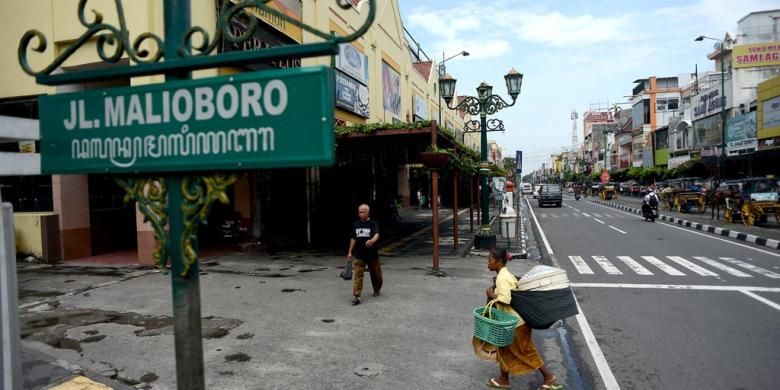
[499,213,517,239]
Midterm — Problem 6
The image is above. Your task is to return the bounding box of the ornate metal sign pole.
[19,1,376,388]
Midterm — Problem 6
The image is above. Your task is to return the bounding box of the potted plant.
[419,145,450,169]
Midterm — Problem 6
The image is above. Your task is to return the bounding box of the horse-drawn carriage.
[598,182,618,200]
[659,178,706,213]
[723,177,780,226]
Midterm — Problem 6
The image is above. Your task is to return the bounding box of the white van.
[521,183,533,196]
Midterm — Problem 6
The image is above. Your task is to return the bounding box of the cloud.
[406,4,635,48]
[656,0,780,34]
[436,38,511,60]
[501,11,634,47]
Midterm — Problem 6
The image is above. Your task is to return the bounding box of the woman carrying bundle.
[484,247,562,390]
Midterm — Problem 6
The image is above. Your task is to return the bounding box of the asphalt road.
[527,194,780,389]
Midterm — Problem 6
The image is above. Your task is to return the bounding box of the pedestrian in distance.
[484,248,561,390]
[347,204,382,305]
[417,189,423,210]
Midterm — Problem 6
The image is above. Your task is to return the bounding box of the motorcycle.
[642,203,658,222]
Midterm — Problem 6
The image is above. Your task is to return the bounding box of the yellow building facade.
[1,0,468,263]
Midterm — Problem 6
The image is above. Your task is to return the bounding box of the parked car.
[630,182,640,196]
[537,183,562,207]
[619,181,632,194]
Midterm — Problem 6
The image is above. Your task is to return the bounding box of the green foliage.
[625,167,643,180]
[487,164,508,178]
[335,120,433,136]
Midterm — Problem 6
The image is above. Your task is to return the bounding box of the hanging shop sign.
[335,43,369,85]
[515,150,522,176]
[725,111,757,156]
[334,69,370,118]
[39,66,335,174]
[733,41,780,69]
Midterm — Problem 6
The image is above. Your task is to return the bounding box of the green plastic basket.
[473,301,519,347]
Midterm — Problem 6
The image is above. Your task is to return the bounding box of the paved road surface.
[527,194,780,389]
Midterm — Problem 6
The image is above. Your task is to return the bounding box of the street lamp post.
[695,35,728,178]
[437,51,470,131]
[440,69,523,249]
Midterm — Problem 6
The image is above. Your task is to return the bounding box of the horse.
[659,187,675,211]
[707,187,739,220]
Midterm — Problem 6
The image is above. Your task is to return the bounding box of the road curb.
[589,199,780,251]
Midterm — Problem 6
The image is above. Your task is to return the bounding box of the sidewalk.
[17,250,581,389]
[586,193,780,250]
[13,199,583,389]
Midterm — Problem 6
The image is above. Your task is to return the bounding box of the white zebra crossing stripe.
[641,256,686,276]
[719,257,780,279]
[568,256,594,274]
[665,256,719,276]
[591,213,603,218]
[692,257,752,278]
[616,256,653,275]
[592,256,623,275]
[582,212,591,217]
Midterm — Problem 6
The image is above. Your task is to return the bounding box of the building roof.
[738,9,780,23]
[412,61,433,81]
[632,76,678,84]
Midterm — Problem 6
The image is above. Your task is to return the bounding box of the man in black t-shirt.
[347,204,381,305]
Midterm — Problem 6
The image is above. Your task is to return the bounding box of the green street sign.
[39,66,335,174]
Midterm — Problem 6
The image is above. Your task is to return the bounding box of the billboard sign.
[335,42,369,85]
[413,94,428,120]
[726,111,757,155]
[335,69,370,118]
[733,41,780,69]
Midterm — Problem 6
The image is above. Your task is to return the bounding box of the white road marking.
[603,214,615,218]
[573,297,621,390]
[592,256,623,275]
[592,213,604,218]
[582,212,591,217]
[526,198,553,255]
[590,202,780,258]
[616,256,654,275]
[665,256,719,277]
[594,218,605,224]
[531,198,618,390]
[552,214,560,218]
[574,281,780,311]
[609,226,627,234]
[740,290,780,311]
[719,257,780,279]
[569,256,595,274]
[570,283,780,292]
[641,256,686,276]
[692,257,752,278]
[540,213,548,218]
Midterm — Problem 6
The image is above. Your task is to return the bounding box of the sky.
[396,0,779,172]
